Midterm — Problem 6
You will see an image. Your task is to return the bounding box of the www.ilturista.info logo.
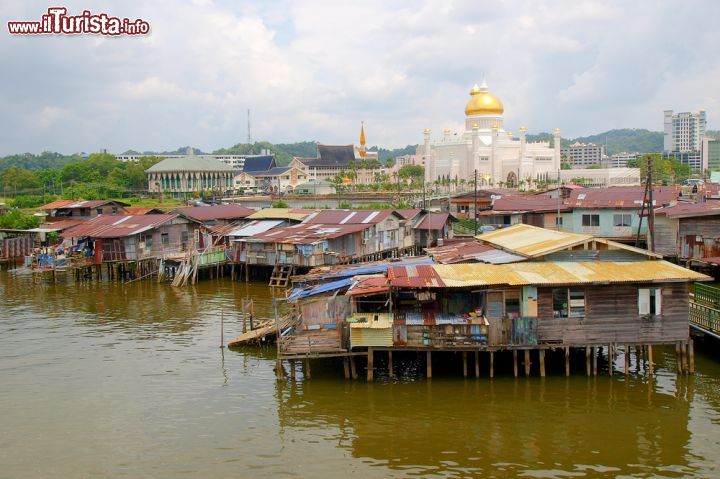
[8,7,150,35]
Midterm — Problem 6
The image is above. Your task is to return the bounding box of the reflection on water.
[1,272,720,478]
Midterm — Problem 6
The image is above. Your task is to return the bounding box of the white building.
[562,142,605,168]
[664,110,706,153]
[423,81,562,187]
[610,152,639,168]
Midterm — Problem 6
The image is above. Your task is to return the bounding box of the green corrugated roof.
[145,156,234,173]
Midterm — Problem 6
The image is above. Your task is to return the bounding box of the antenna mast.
[247,109,251,144]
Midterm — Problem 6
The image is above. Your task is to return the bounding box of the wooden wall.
[536,282,689,345]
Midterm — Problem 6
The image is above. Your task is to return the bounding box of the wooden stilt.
[463,351,468,378]
[305,358,311,380]
[426,351,432,379]
[388,351,393,379]
[524,350,531,377]
[290,360,296,380]
[489,351,494,379]
[513,350,518,378]
[475,351,480,378]
[539,349,546,377]
[276,359,284,381]
[565,347,570,377]
[625,344,630,375]
[689,340,695,374]
[682,341,689,375]
[367,348,374,382]
[676,342,682,374]
[343,358,350,380]
[608,344,613,376]
[648,345,653,376]
[586,346,591,376]
[593,347,598,376]
[350,355,357,379]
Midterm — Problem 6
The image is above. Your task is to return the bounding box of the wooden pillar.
[489,351,494,379]
[586,346,591,376]
[648,345,653,376]
[592,347,598,376]
[681,341,689,374]
[474,350,480,378]
[388,351,393,379]
[675,342,682,374]
[513,350,518,378]
[565,347,570,377]
[343,358,350,380]
[305,358,311,380]
[426,351,432,379]
[625,344,631,375]
[524,350,531,377]
[276,359,284,381]
[350,355,357,379]
[462,351,468,378]
[539,349,546,378]
[290,360,296,380]
[608,343,613,376]
[367,348,374,382]
[689,340,695,374]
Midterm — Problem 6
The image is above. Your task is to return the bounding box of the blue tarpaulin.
[289,257,435,302]
[320,258,434,280]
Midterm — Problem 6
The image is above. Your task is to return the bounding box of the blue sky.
[1,0,718,155]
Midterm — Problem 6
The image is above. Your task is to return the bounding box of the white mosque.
[422,81,640,188]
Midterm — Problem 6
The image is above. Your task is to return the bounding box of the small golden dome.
[465,82,504,116]
[519,126,527,132]
[472,123,479,129]
[423,128,431,134]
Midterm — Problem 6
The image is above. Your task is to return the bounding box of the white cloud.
[1,0,720,155]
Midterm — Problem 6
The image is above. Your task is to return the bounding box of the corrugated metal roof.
[246,208,312,221]
[414,213,452,230]
[569,186,679,209]
[124,207,164,215]
[394,209,423,220]
[60,214,178,239]
[173,204,255,222]
[227,220,284,237]
[245,222,369,244]
[398,261,710,288]
[388,264,445,288]
[476,224,592,257]
[490,195,567,213]
[40,199,130,210]
[345,276,389,296]
[654,201,720,218]
[425,240,524,264]
[303,210,395,225]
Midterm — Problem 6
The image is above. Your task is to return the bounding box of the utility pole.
[474,169,478,235]
[647,155,655,252]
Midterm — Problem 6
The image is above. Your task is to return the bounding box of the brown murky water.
[1,272,720,478]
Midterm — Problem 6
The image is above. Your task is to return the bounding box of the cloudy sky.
[1,0,718,155]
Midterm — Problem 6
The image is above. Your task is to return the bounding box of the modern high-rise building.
[561,142,605,168]
[702,137,720,172]
[663,110,706,153]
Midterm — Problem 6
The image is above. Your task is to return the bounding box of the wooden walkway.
[227,315,294,347]
[279,329,347,359]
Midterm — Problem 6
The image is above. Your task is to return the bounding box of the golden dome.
[465,81,504,116]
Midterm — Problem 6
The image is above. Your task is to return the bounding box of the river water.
[2,272,720,478]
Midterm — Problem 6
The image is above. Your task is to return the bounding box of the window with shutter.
[638,288,662,315]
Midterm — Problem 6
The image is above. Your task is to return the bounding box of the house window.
[582,214,600,227]
[613,213,632,227]
[638,288,662,315]
[555,216,563,226]
[553,288,585,318]
[111,207,118,215]
[181,231,189,245]
[504,291,521,318]
[161,233,169,246]
[96,208,103,215]
[142,234,153,249]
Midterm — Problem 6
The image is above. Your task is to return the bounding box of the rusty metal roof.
[489,195,569,213]
[476,224,592,257]
[425,240,525,264]
[40,199,130,210]
[414,213,452,230]
[388,260,710,288]
[60,214,179,239]
[302,210,396,225]
[345,276,389,296]
[124,207,165,215]
[173,204,255,222]
[244,222,370,244]
[654,201,720,218]
[569,186,679,209]
[388,264,445,288]
[394,209,423,220]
